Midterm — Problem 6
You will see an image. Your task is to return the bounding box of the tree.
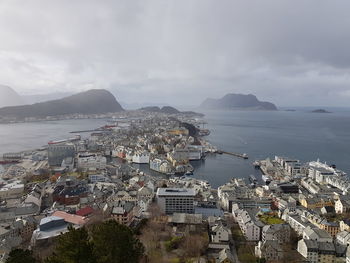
[45,227,95,263]
[181,233,208,258]
[6,249,37,263]
[91,220,144,263]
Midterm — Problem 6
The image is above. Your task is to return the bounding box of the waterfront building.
[48,143,75,167]
[132,151,150,164]
[156,188,195,214]
[0,180,24,199]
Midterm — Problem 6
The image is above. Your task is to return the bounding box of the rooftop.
[157,188,195,196]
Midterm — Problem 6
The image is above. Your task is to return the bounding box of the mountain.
[22,92,73,104]
[0,85,25,107]
[200,93,277,110]
[0,89,124,119]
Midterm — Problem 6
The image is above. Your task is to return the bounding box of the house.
[255,240,283,262]
[319,220,340,237]
[111,202,134,225]
[303,226,333,242]
[335,198,350,214]
[262,224,290,244]
[168,213,203,235]
[211,223,230,243]
[300,197,333,209]
[216,248,234,263]
[234,208,263,241]
[297,239,319,263]
[52,211,89,226]
[337,231,350,246]
[76,206,94,217]
[285,214,311,236]
[340,219,350,232]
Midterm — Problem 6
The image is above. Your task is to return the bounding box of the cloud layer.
[1,0,350,107]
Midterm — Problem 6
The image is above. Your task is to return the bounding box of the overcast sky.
[0,0,350,107]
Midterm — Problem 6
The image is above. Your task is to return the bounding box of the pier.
[218,150,248,159]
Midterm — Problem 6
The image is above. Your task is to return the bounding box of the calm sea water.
[1,110,350,187]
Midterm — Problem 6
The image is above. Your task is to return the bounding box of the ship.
[253,161,260,169]
[261,174,271,185]
[249,175,257,184]
[0,159,19,165]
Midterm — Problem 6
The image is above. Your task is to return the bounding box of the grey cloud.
[0,0,350,107]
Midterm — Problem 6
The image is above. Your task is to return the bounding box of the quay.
[219,150,248,159]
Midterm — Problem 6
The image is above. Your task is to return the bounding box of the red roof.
[52,211,88,225]
[76,206,94,217]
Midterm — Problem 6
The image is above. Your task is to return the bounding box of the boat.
[261,174,271,185]
[249,175,257,184]
[0,160,19,165]
[185,170,193,176]
[253,161,260,169]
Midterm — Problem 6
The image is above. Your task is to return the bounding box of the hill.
[139,106,180,114]
[0,85,25,107]
[139,106,204,116]
[200,93,277,111]
[0,89,124,119]
[311,109,331,113]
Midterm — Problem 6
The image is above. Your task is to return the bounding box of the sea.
[1,109,350,188]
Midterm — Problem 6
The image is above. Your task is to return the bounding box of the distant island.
[0,89,124,120]
[311,109,331,113]
[139,106,204,116]
[200,93,277,111]
[0,85,25,108]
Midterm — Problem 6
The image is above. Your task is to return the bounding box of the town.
[1,111,350,263]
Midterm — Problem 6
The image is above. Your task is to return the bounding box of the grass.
[259,215,284,225]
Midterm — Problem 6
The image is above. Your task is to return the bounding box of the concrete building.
[132,151,150,164]
[255,240,283,262]
[156,188,195,214]
[262,224,290,244]
[48,143,75,167]
[77,153,106,170]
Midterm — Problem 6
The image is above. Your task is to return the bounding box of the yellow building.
[300,197,333,209]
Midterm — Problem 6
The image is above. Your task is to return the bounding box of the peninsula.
[200,93,277,111]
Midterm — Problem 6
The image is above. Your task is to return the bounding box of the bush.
[165,236,183,252]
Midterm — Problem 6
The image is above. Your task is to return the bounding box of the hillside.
[139,106,180,114]
[139,106,203,116]
[0,89,124,119]
[200,93,277,110]
[0,85,25,107]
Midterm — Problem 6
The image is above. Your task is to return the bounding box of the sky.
[0,0,350,108]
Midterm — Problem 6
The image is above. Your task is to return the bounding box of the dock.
[219,150,248,159]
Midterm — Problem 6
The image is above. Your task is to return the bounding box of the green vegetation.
[6,249,36,263]
[165,236,183,252]
[46,227,95,263]
[8,220,144,263]
[259,215,284,225]
[237,245,259,263]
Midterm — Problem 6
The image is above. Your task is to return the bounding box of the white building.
[0,180,24,199]
[132,151,150,164]
[211,224,230,243]
[156,188,195,214]
[77,153,106,170]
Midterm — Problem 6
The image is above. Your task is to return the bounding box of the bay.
[1,110,350,188]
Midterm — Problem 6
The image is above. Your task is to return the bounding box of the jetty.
[218,150,248,159]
